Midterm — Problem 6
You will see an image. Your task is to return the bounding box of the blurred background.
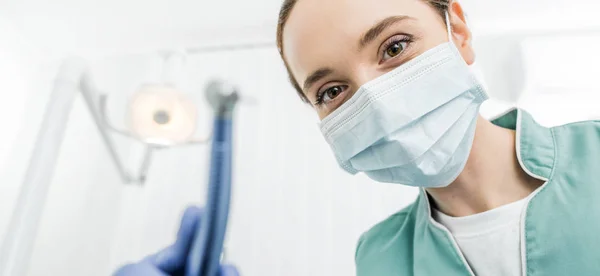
[0,0,599,275]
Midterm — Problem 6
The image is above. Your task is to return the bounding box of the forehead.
[282,0,437,88]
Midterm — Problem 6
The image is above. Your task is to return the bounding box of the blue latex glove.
[114,207,239,276]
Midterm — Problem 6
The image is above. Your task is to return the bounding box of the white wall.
[517,34,600,125]
[0,17,58,251]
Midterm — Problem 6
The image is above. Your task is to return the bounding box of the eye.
[380,35,412,63]
[314,85,348,106]
[385,42,406,58]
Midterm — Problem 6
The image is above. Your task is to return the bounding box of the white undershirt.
[433,197,530,276]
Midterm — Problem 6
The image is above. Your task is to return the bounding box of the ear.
[449,1,476,65]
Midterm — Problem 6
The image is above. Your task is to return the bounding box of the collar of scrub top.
[415,107,555,227]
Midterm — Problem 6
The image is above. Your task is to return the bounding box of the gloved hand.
[114,207,239,276]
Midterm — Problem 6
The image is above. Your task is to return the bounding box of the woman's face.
[282,0,475,119]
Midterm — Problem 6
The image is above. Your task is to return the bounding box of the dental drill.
[185,80,239,276]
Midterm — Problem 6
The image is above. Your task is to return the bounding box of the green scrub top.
[355,108,600,276]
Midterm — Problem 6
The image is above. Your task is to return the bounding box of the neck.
[426,116,544,217]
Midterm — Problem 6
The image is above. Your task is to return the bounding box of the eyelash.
[314,93,325,106]
[314,85,347,106]
[379,34,413,62]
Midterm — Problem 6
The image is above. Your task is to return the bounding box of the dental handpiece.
[186,80,239,276]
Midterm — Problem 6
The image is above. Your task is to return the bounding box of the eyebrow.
[302,67,334,94]
[359,15,413,50]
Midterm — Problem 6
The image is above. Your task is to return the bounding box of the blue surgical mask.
[319,13,488,188]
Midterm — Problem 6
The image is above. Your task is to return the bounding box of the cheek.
[423,32,449,50]
[318,110,328,120]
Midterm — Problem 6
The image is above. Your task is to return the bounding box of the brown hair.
[276,0,451,103]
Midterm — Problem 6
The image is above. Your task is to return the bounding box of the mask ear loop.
[445,11,464,58]
[444,11,452,41]
[445,11,488,101]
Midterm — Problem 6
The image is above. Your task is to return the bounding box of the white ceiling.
[1,0,283,57]
[3,0,282,34]
[3,0,600,57]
